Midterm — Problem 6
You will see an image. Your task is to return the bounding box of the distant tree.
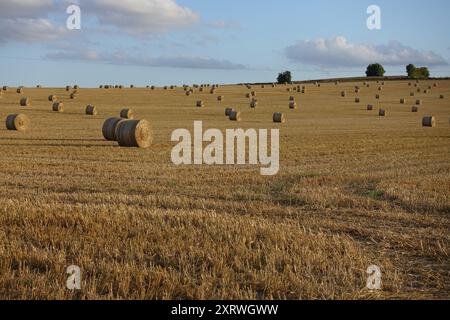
[406,64,430,79]
[406,64,416,77]
[366,63,385,77]
[277,71,292,84]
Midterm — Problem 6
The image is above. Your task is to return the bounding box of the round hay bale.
[411,106,419,113]
[408,82,412,86]
[130,85,134,89]
[16,88,23,94]
[341,91,347,97]
[245,93,251,98]
[400,98,406,104]
[74,85,79,90]
[410,92,415,96]
[100,85,104,89]
[196,101,204,108]
[120,108,134,119]
[417,88,421,93]
[48,95,57,102]
[423,89,428,94]
[185,91,191,96]
[20,97,31,106]
[379,109,386,117]
[289,101,297,109]
[5,114,29,132]
[366,84,370,88]
[251,91,256,96]
[428,85,432,90]
[52,102,64,112]
[376,94,380,99]
[217,96,224,102]
[225,108,234,116]
[416,99,422,105]
[367,104,373,111]
[378,87,383,91]
[355,89,360,94]
[210,89,216,94]
[273,112,285,123]
[289,96,295,101]
[433,83,438,87]
[70,93,78,99]
[286,88,291,92]
[440,95,444,99]
[355,97,360,103]
[3,86,8,91]
[85,105,97,115]
[115,119,153,148]
[381,81,385,85]
[301,88,306,94]
[250,99,258,108]
[102,117,124,141]
[229,111,242,122]
[422,116,435,127]
[151,86,155,90]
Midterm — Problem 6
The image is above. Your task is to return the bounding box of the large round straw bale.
[185,91,191,96]
[130,85,134,89]
[400,98,406,104]
[16,88,23,94]
[20,97,31,106]
[225,108,234,116]
[376,94,380,99]
[355,89,360,94]
[433,83,438,87]
[422,116,435,127]
[408,82,412,86]
[70,93,78,99]
[428,85,432,90]
[250,99,258,108]
[423,89,428,94]
[74,85,79,90]
[367,104,373,111]
[229,111,242,122]
[355,97,360,103]
[341,91,346,97]
[251,91,256,96]
[379,109,386,117]
[196,101,204,108]
[120,108,134,119]
[289,101,297,109]
[217,96,224,101]
[440,95,444,99]
[273,112,285,123]
[102,117,124,141]
[210,89,216,94]
[6,114,29,132]
[151,86,155,90]
[245,93,251,98]
[289,96,295,101]
[378,87,382,91]
[2,86,8,91]
[52,102,64,112]
[417,88,421,92]
[411,106,418,113]
[48,95,57,102]
[410,92,415,96]
[286,88,291,92]
[115,119,153,148]
[416,99,422,105]
[85,105,97,115]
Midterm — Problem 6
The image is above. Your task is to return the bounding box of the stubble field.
[0,79,449,299]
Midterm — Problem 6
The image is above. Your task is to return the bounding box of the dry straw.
[6,114,29,132]
[422,116,435,127]
[400,98,406,104]
[196,101,204,108]
[440,95,444,99]
[20,97,30,106]
[48,95,57,102]
[217,96,224,101]
[229,111,242,121]
[341,91,346,97]
[2,86,8,91]
[355,97,360,103]
[367,104,373,111]
[115,119,153,148]
[102,117,124,141]
[70,93,78,99]
[85,105,97,115]
[273,112,286,123]
[52,102,64,112]
[120,109,134,119]
[250,99,258,108]
[411,106,419,113]
[379,109,386,117]
[416,99,422,105]
[16,88,23,94]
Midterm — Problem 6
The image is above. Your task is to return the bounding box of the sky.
[0,0,449,87]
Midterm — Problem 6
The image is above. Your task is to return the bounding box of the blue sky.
[0,0,449,87]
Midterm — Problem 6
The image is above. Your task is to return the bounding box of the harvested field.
[0,80,449,300]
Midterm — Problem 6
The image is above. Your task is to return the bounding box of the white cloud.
[45,50,246,70]
[285,36,448,67]
[84,0,199,34]
[0,0,54,18]
[0,18,68,43]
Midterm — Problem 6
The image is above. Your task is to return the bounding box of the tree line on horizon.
[277,63,431,84]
